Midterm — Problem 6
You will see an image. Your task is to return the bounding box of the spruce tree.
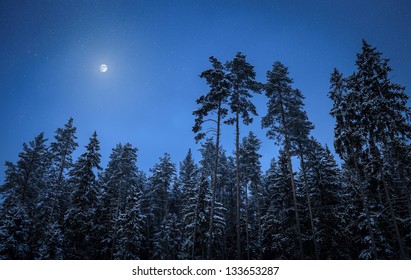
[37,118,78,259]
[218,153,237,259]
[97,143,141,259]
[304,138,350,259]
[239,131,263,259]
[113,185,145,260]
[261,153,297,259]
[64,131,101,259]
[146,153,176,257]
[329,40,411,258]
[179,150,200,259]
[0,133,49,259]
[48,118,78,219]
[152,213,181,259]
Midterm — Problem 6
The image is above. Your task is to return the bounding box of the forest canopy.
[1,41,410,260]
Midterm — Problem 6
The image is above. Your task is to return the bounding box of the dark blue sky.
[1,0,410,180]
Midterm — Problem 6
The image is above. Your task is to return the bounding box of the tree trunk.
[50,146,68,224]
[110,195,121,260]
[192,207,198,260]
[298,143,319,259]
[382,177,407,259]
[285,144,304,258]
[349,145,379,259]
[207,103,222,259]
[279,98,304,258]
[245,182,250,260]
[236,107,242,259]
[235,105,241,259]
[369,131,406,259]
[255,183,263,259]
[392,146,411,219]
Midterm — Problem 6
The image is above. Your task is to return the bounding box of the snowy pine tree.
[36,118,78,259]
[239,131,263,259]
[113,182,145,260]
[97,143,142,259]
[148,153,176,226]
[193,56,230,259]
[179,150,200,259]
[303,138,350,259]
[329,41,411,258]
[64,131,101,259]
[218,153,237,259]
[152,213,181,259]
[262,61,305,258]
[0,133,49,259]
[225,52,262,259]
[144,153,176,259]
[261,153,298,259]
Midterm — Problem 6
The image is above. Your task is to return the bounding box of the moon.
[100,64,108,72]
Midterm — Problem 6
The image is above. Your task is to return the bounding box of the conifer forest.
[0,41,410,260]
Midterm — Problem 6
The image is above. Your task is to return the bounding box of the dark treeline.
[0,41,410,259]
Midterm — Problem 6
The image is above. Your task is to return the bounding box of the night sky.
[1,0,411,181]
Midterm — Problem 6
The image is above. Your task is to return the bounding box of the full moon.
[100,64,108,72]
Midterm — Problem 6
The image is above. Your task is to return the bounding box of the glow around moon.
[100,64,108,72]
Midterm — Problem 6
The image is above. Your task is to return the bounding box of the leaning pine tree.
[261,61,305,258]
[286,90,319,259]
[37,118,78,259]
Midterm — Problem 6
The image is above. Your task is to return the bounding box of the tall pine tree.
[262,61,304,258]
[37,118,78,259]
[193,56,230,258]
[225,52,261,259]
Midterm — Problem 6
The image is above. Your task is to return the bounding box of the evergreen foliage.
[1,43,409,259]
